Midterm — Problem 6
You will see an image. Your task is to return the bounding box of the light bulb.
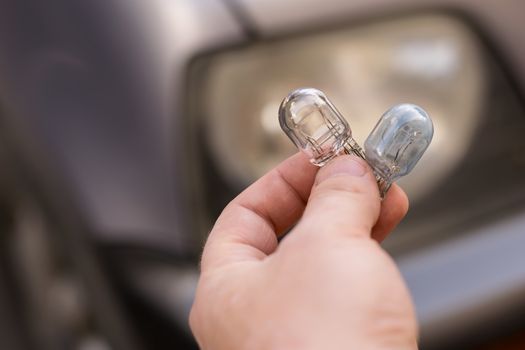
[279,88,433,197]
[278,88,365,166]
[364,104,434,194]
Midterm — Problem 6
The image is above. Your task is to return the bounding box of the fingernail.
[316,156,367,183]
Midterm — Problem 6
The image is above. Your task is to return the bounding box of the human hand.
[190,153,418,350]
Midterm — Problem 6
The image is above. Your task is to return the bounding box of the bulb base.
[375,176,392,198]
[342,138,366,160]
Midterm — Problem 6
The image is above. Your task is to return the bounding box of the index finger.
[201,152,317,271]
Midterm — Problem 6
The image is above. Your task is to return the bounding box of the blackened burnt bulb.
[364,104,434,195]
[279,88,365,166]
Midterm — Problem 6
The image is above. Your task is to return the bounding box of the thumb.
[298,155,381,240]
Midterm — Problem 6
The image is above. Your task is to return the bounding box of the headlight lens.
[191,13,486,201]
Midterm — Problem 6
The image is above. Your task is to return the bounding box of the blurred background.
[0,0,525,349]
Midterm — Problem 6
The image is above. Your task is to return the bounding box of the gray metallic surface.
[399,213,525,345]
[0,0,244,253]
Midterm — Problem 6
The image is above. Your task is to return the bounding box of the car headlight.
[188,13,486,202]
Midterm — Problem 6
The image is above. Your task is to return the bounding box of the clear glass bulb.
[279,88,434,197]
[278,88,365,166]
[364,104,434,194]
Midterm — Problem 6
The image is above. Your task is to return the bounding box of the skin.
[190,153,418,350]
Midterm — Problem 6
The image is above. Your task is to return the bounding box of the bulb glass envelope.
[278,88,354,165]
[365,103,434,183]
[279,87,433,195]
[194,13,485,201]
